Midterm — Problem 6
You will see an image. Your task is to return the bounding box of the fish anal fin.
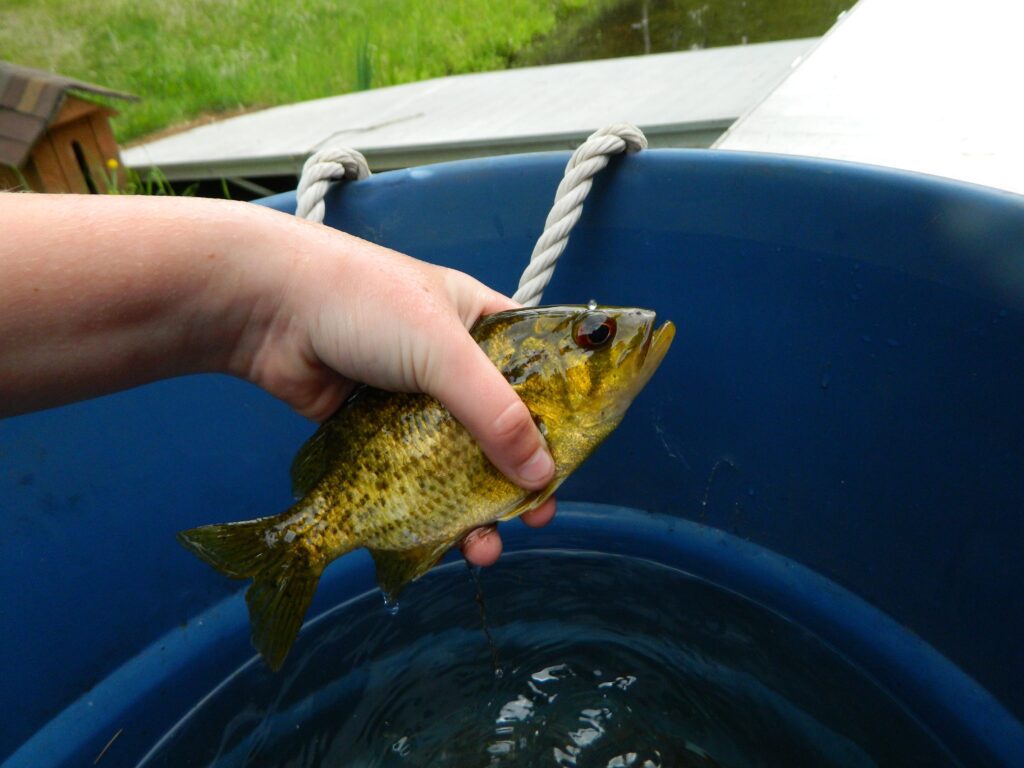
[290,387,393,499]
[369,542,453,602]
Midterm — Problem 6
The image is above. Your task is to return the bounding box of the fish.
[177,305,675,670]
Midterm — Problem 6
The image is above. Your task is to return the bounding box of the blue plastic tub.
[3,150,1023,766]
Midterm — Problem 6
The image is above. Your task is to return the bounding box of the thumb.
[427,329,555,490]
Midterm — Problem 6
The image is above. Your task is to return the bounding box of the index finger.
[429,331,555,490]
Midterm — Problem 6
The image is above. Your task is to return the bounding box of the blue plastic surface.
[2,149,1023,764]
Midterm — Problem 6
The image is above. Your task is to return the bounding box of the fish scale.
[178,305,674,670]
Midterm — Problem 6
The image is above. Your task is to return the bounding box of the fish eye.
[573,311,617,349]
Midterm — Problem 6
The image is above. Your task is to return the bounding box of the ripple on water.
[141,551,958,767]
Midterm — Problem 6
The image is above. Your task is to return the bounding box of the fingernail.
[519,446,554,485]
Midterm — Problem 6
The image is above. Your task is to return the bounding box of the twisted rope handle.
[512,124,647,307]
[295,147,371,223]
[294,124,647,305]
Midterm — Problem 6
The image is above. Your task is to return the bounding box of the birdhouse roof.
[0,61,137,168]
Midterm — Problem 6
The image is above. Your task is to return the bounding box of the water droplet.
[587,298,598,310]
[382,594,400,615]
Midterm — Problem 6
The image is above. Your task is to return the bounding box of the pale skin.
[0,193,556,564]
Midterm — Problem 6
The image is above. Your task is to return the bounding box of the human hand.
[234,211,557,565]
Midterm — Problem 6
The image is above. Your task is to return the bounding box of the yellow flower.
[106,158,120,170]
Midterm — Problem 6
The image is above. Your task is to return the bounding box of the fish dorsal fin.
[290,426,330,499]
[368,541,454,602]
[290,387,391,498]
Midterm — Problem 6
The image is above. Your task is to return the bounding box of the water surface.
[519,0,851,66]
[142,550,955,767]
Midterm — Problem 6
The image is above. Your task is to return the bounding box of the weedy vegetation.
[1,0,846,145]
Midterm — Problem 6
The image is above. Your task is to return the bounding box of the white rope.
[294,124,647,305]
[512,123,647,307]
[295,147,371,223]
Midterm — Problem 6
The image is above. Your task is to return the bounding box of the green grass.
[0,0,591,141]
[0,0,846,143]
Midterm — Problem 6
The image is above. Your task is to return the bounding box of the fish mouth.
[638,319,671,376]
[633,317,676,391]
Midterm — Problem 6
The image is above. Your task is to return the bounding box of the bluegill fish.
[178,305,674,670]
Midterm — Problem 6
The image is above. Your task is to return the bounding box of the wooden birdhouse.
[0,61,137,193]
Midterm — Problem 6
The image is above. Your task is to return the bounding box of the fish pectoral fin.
[369,541,454,603]
[497,479,563,522]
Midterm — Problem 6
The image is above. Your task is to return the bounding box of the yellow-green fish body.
[179,305,674,669]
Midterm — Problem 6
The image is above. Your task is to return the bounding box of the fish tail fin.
[178,516,326,671]
[176,517,275,578]
[246,557,322,671]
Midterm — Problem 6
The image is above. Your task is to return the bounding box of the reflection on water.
[142,550,956,767]
[518,0,851,66]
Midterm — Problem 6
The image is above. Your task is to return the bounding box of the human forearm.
[0,193,286,415]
